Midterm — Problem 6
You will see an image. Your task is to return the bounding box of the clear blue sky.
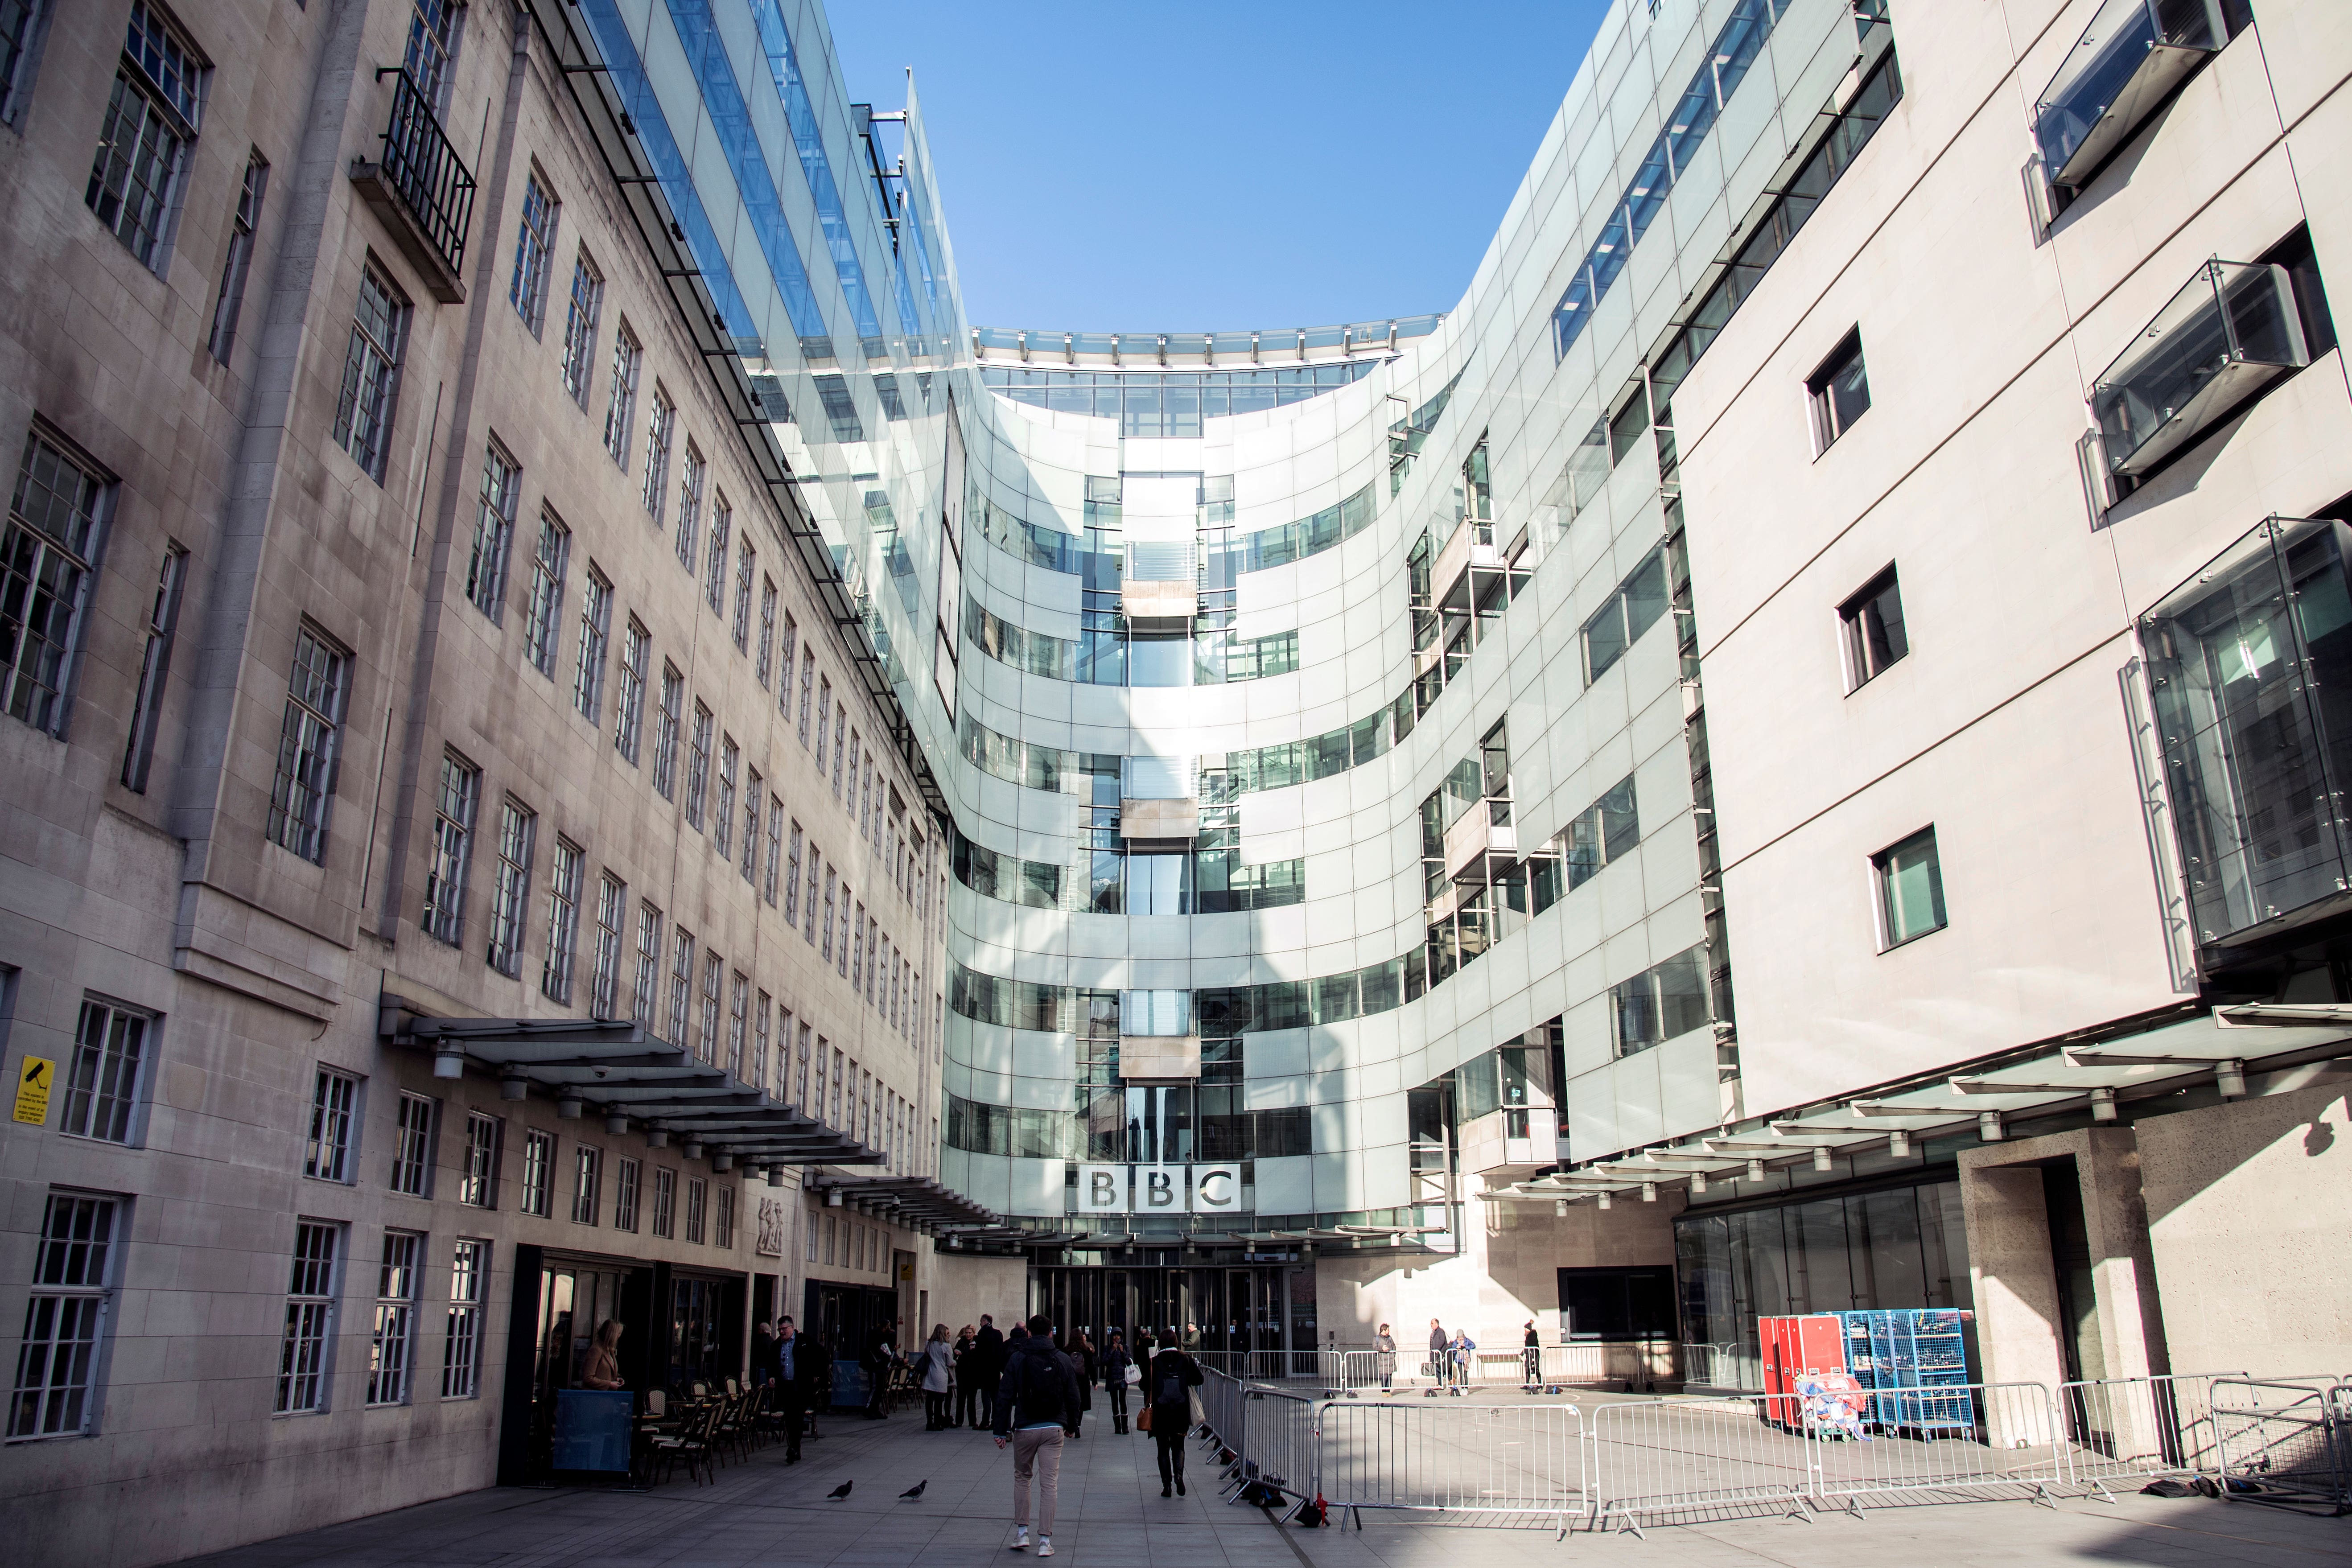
[825,2,1613,333]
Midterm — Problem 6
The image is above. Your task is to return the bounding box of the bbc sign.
[1075,1163,1242,1216]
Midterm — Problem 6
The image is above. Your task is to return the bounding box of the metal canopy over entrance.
[380,1000,883,1170]
[807,1173,1002,1235]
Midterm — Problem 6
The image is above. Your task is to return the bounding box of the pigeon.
[899,1480,927,1501]
[828,1481,853,1500]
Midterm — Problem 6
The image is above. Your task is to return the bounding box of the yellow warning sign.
[14,1056,55,1126]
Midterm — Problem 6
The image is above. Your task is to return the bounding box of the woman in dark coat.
[1069,1330,1096,1438]
[1145,1332,1203,1496]
[1100,1331,1134,1434]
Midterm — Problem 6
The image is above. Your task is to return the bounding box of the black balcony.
[350,68,475,301]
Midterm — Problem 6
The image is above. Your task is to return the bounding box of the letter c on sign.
[1196,1168,1235,1208]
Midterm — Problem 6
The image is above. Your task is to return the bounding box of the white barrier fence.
[2058,1373,2241,1498]
[1319,1399,1591,1536]
[2212,1376,2352,1514]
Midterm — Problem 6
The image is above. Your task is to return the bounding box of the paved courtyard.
[173,1402,2352,1568]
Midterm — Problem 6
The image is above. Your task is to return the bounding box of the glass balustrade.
[2036,0,2226,188]
[2092,259,2307,477]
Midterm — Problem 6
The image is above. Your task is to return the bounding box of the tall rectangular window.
[713,735,738,858]
[422,752,478,944]
[520,508,569,675]
[678,443,708,578]
[684,700,713,831]
[832,705,847,795]
[702,487,729,612]
[333,264,408,482]
[569,1144,600,1224]
[1839,565,1908,690]
[601,321,640,468]
[509,170,557,334]
[62,998,148,1145]
[305,1067,358,1182]
[265,625,349,862]
[715,1185,735,1250]
[207,152,266,362]
[3,426,111,736]
[642,386,675,524]
[754,990,772,1089]
[731,537,755,652]
[390,1091,434,1196]
[741,769,761,883]
[0,0,49,127]
[119,541,188,791]
[1808,329,1871,452]
[459,1111,498,1207]
[1875,827,1947,949]
[651,664,682,800]
[465,443,520,619]
[559,248,603,407]
[632,901,663,1026]
[485,798,536,977]
[815,676,831,774]
[274,1222,339,1414]
[86,0,202,270]
[764,795,784,903]
[519,1128,554,1217]
[651,1167,676,1238]
[570,564,610,720]
[8,1192,122,1438]
[797,648,814,745]
[613,618,649,763]
[540,836,581,1003]
[400,0,456,106]
[667,927,695,1047]
[727,971,749,1077]
[785,822,803,924]
[684,1177,707,1244]
[821,872,835,962]
[366,1230,421,1406]
[698,951,723,1064]
[589,873,626,1018]
[441,1239,486,1398]
[756,577,777,686]
[803,847,820,945]
[612,1156,640,1232]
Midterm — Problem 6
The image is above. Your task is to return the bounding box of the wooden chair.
[649,1399,719,1486]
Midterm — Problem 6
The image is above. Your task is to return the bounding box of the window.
[570,1144,600,1224]
[713,735,738,857]
[684,701,713,831]
[631,901,663,1026]
[365,1231,422,1406]
[459,1111,498,1207]
[275,1222,339,1414]
[119,541,187,790]
[764,796,784,902]
[702,485,729,611]
[836,896,851,976]
[756,576,777,685]
[683,450,714,584]
[1582,547,1670,684]
[1610,947,1710,1057]
[266,625,349,861]
[1559,1266,1677,1342]
[731,538,754,652]
[422,752,478,944]
[613,1157,641,1232]
[540,837,582,1002]
[667,927,694,1046]
[207,152,266,362]
[1840,565,1908,689]
[685,1177,707,1244]
[520,509,569,675]
[519,1128,554,1217]
[486,798,536,977]
[390,1092,434,1195]
[1875,827,1947,948]
[86,1,202,270]
[570,564,610,720]
[601,321,640,467]
[559,248,603,407]
[651,664,682,800]
[815,374,863,443]
[589,874,626,1018]
[333,264,408,482]
[0,0,48,126]
[3,426,110,735]
[651,1167,676,1238]
[754,992,772,1089]
[401,0,456,106]
[642,386,675,523]
[741,770,761,883]
[803,849,820,946]
[727,971,749,1077]
[441,1239,486,1398]
[797,648,814,745]
[784,820,802,921]
[465,443,520,619]
[821,871,835,961]
[698,951,723,1063]
[613,617,649,762]
[62,998,148,1145]
[305,1068,358,1181]
[9,1192,122,1438]
[715,1185,735,1250]
[508,170,556,333]
[1808,329,1871,451]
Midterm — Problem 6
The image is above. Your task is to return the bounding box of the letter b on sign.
[1076,1163,1126,1214]
[1139,1165,1180,1210]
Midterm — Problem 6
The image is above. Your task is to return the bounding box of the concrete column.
[1953,1159,2068,1398]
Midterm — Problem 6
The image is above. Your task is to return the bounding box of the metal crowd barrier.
[1807,1383,2067,1519]
[2213,1377,2352,1514]
[1318,1398,1591,1537]
[2057,1373,2240,1496]
[1225,1387,1321,1514]
[1585,1395,1815,1534]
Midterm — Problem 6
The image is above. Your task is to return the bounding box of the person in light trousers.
[994,1314,1082,1556]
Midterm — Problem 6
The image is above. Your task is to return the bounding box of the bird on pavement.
[828,1481,853,1500]
[899,1481,927,1500]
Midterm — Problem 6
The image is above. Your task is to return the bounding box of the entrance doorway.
[523,1258,651,1480]
[1032,1264,1312,1366]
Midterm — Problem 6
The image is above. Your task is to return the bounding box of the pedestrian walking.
[919,1324,955,1429]
[1522,1319,1543,1392]
[994,1314,1081,1556]
[1069,1330,1095,1440]
[973,1314,1006,1430]
[1142,1331,1202,1497]
[1375,1323,1397,1392]
[1451,1327,1476,1394]
[775,1317,811,1462]
[1427,1319,1449,1390]
[952,1326,979,1428]
[1100,1331,1133,1433]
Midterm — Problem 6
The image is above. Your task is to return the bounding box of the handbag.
[1125,1362,1143,1387]
[1137,1403,1154,1434]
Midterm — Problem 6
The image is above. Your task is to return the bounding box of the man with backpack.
[1143,1331,1203,1497]
[972,1314,1005,1430]
[993,1315,1082,1556]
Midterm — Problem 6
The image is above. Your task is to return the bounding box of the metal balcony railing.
[359,68,476,296]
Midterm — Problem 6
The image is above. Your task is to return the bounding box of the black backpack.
[1016,1348,1065,1425]
[1155,1358,1189,1407]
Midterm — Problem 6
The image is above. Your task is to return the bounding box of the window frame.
[570,562,611,721]
[85,0,205,272]
[519,1127,555,1217]
[519,506,570,675]
[540,835,583,1003]
[612,1155,641,1232]
[1873,825,1948,951]
[365,1228,423,1407]
[274,1219,342,1415]
[559,246,603,407]
[1807,328,1872,453]
[265,621,350,862]
[7,1190,126,1440]
[206,150,267,363]
[61,996,152,1147]
[458,1109,500,1208]
[389,1090,435,1196]
[485,796,537,977]
[1838,564,1909,691]
[440,1238,487,1399]
[569,1142,600,1225]
[305,1066,360,1183]
[119,539,188,791]
[332,261,409,483]
[3,424,115,738]
[507,166,558,336]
